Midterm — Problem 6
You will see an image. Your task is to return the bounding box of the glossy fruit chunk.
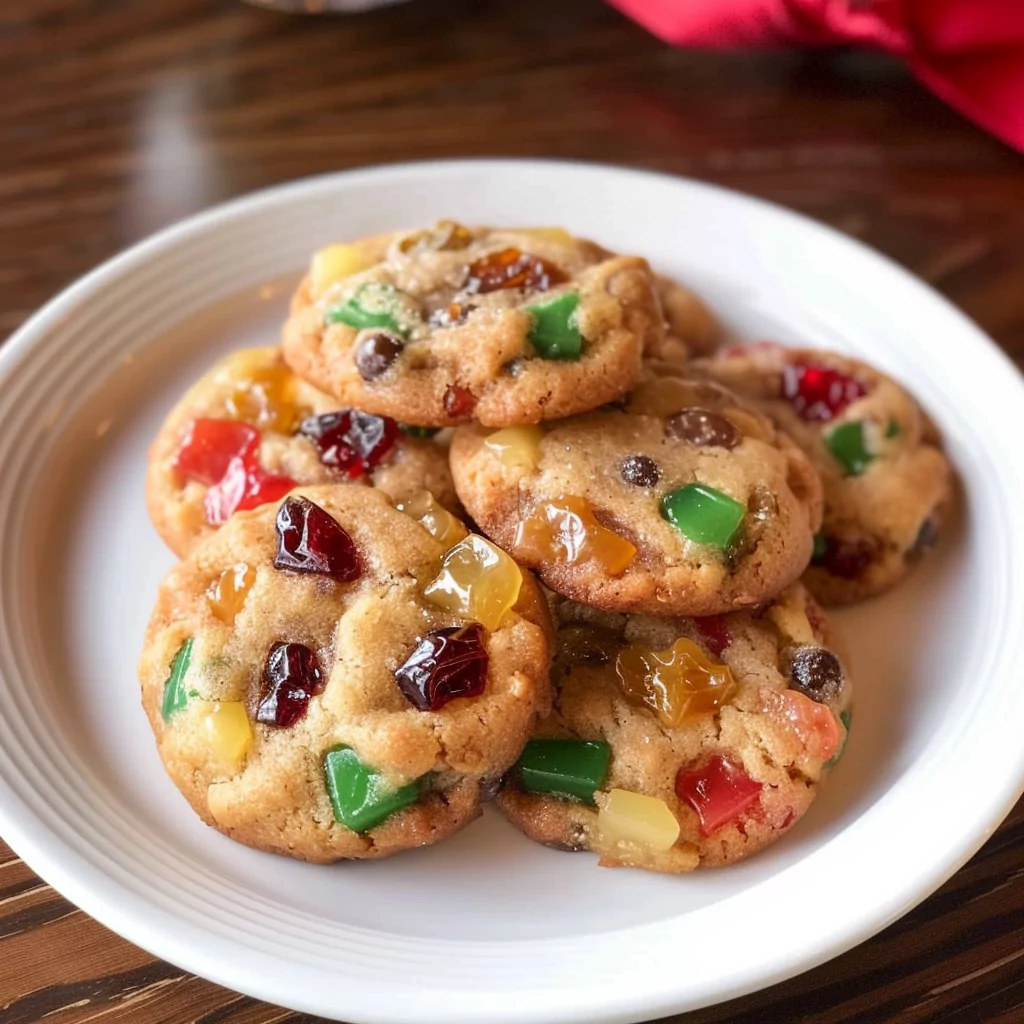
[513,496,636,575]
[615,637,737,728]
[354,332,404,380]
[825,708,853,768]
[207,562,256,625]
[660,484,745,550]
[161,638,194,722]
[396,490,468,548]
[398,220,472,253]
[298,410,400,477]
[203,455,296,526]
[256,641,325,728]
[597,789,681,852]
[423,535,522,631]
[310,243,372,297]
[517,739,611,804]
[788,646,845,703]
[443,385,477,418]
[394,624,488,711]
[483,425,544,473]
[219,351,302,434]
[827,421,875,476]
[665,409,741,449]
[325,282,412,336]
[200,701,253,774]
[175,418,258,485]
[764,689,840,762]
[619,455,660,487]
[814,533,880,579]
[273,495,361,582]
[323,746,421,832]
[693,615,731,658]
[782,363,867,422]
[526,292,582,360]
[464,247,567,294]
[675,755,763,837]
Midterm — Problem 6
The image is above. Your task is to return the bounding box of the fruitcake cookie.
[138,485,552,862]
[694,344,953,604]
[449,365,823,617]
[147,346,458,556]
[497,583,852,873]
[648,273,720,363]
[281,222,664,427]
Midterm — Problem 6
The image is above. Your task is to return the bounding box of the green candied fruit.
[812,531,827,562]
[825,708,853,769]
[885,418,901,439]
[827,421,876,476]
[399,424,441,438]
[660,484,746,550]
[323,746,421,832]
[161,638,194,722]
[526,292,582,360]
[518,738,611,804]
[324,282,410,336]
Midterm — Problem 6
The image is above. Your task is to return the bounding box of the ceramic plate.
[1,161,1022,1024]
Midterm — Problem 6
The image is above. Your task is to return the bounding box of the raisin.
[619,454,660,487]
[787,646,844,703]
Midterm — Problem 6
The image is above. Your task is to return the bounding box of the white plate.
[1,160,1022,1024]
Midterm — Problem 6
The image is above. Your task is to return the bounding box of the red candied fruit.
[394,624,488,711]
[204,457,296,525]
[176,418,259,485]
[692,615,731,658]
[298,410,400,477]
[443,385,477,418]
[675,754,763,837]
[782,363,867,422]
[816,534,880,579]
[273,495,361,582]
[463,248,568,295]
[256,641,325,727]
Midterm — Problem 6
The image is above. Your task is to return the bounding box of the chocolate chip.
[355,332,403,380]
[665,408,741,448]
[906,515,940,560]
[788,646,844,703]
[620,454,660,487]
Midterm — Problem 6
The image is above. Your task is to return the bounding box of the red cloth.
[609,0,1024,152]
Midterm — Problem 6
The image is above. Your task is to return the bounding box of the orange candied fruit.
[615,637,737,728]
[423,535,523,631]
[483,426,544,474]
[513,496,636,576]
[207,562,257,625]
[396,491,468,549]
[218,351,305,434]
[763,689,840,763]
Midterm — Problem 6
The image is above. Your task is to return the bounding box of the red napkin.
[609,0,1024,153]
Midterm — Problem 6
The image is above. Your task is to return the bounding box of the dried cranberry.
[394,624,488,711]
[619,454,660,487]
[256,641,325,728]
[355,332,403,381]
[693,615,731,658]
[787,646,844,703]
[443,385,477,418]
[817,534,879,579]
[176,418,259,485]
[463,248,568,295]
[665,409,741,449]
[781,363,867,422]
[298,410,400,477]
[273,495,361,582]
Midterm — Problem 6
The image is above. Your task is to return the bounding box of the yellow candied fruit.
[199,701,253,775]
[218,350,304,434]
[310,243,373,298]
[396,491,468,549]
[513,496,636,576]
[483,426,544,474]
[615,637,737,728]
[519,227,574,246]
[398,220,473,254]
[207,562,257,625]
[423,535,523,631]
[597,789,681,853]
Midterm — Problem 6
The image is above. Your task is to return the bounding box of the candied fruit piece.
[782,363,867,422]
[886,418,901,439]
[200,701,253,774]
[443,384,477,418]
[513,496,636,575]
[175,418,258,485]
[273,495,361,582]
[400,424,441,438]
[692,615,731,658]
[519,226,573,245]
[354,332,404,380]
[620,455,660,487]
[398,220,472,253]
[597,789,680,853]
[526,292,582,360]
[816,533,880,578]
[161,638,194,722]
[665,409,741,449]
[812,531,827,562]
[660,484,745,550]
[219,351,303,434]
[298,410,400,477]
[787,646,844,703]
[394,624,488,711]
[423,535,522,631]
[615,637,737,728]
[464,247,567,294]
[325,282,414,336]
[825,708,853,768]
[396,490,468,548]
[310,243,373,297]
[207,562,257,625]
[484,426,544,474]
[675,755,762,837]
[517,739,611,804]
[256,641,325,728]
[203,455,296,526]
[764,689,840,762]
[428,301,476,329]
[827,421,876,476]
[324,746,421,832]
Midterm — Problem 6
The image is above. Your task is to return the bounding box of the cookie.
[694,344,953,604]
[281,222,663,427]
[497,583,852,873]
[138,485,552,862]
[449,364,823,616]
[147,346,458,556]
[648,273,720,363]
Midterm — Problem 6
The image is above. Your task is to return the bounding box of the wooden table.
[2,2,1023,1021]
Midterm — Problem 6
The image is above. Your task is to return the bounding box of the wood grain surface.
[1,1,1023,1022]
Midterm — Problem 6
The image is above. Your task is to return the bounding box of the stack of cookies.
[139,222,952,872]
